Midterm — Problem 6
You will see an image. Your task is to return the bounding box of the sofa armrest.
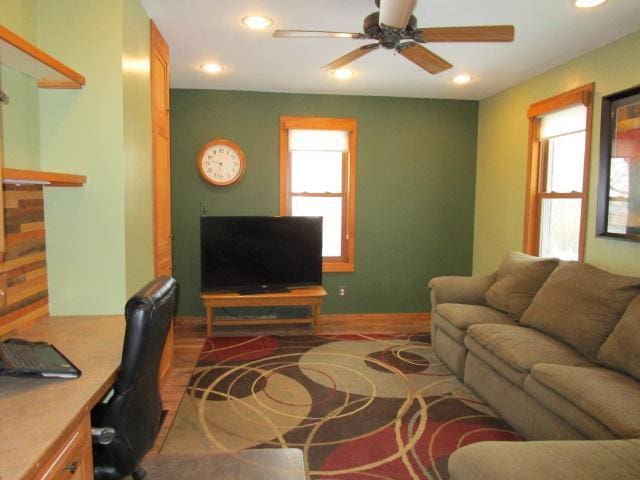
[448,439,640,480]
[428,272,497,309]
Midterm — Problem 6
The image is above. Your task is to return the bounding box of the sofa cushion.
[465,324,591,386]
[528,363,640,438]
[465,351,584,440]
[485,252,559,321]
[448,439,640,480]
[433,327,467,380]
[435,303,515,344]
[520,262,640,360]
[524,376,617,439]
[598,294,640,381]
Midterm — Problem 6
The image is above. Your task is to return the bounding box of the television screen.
[200,216,323,294]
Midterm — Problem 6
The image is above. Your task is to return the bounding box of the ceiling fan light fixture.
[242,15,273,30]
[201,63,224,74]
[451,74,472,85]
[574,0,608,7]
[332,68,354,80]
[379,0,417,29]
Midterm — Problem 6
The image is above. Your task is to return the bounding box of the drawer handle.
[64,461,78,474]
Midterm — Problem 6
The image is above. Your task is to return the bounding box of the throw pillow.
[485,251,559,321]
[520,262,640,360]
[597,294,640,381]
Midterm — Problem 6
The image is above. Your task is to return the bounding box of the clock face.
[197,139,246,186]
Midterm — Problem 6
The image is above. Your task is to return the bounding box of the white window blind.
[539,104,587,139]
[289,130,348,151]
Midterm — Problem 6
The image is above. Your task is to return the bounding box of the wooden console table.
[200,286,327,337]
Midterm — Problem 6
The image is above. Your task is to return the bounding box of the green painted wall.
[0,0,40,170]
[122,0,154,295]
[474,30,640,276]
[171,89,478,316]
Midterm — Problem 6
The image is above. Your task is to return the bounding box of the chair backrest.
[94,276,177,479]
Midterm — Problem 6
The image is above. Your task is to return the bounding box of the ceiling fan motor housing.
[364,11,417,48]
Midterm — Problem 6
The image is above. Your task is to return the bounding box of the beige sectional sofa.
[428,252,640,479]
[448,439,640,480]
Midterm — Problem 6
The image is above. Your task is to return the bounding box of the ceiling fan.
[273,0,515,74]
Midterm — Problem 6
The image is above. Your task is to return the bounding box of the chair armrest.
[428,272,497,308]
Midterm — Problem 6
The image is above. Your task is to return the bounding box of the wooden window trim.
[523,83,594,261]
[280,116,357,273]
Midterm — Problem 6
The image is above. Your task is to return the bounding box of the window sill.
[323,261,354,273]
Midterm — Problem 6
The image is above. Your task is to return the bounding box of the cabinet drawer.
[36,415,93,480]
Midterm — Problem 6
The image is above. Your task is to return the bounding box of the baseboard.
[176,312,430,327]
[320,312,429,322]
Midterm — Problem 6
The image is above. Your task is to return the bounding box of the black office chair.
[92,276,178,480]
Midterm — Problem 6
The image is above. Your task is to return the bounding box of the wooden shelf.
[2,168,86,187]
[0,24,85,89]
[201,286,327,337]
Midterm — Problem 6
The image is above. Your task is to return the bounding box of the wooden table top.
[201,286,327,300]
[143,449,306,480]
[0,315,125,480]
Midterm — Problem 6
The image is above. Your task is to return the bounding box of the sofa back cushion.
[520,262,640,360]
[485,251,559,321]
[597,294,640,380]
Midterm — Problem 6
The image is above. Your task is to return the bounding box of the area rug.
[162,333,520,479]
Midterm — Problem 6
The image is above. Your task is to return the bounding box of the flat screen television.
[200,216,323,294]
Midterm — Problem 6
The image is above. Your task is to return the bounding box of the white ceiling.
[141,0,640,100]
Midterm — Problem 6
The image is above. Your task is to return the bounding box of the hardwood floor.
[151,313,430,453]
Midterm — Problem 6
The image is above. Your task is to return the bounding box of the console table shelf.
[201,286,327,337]
[2,168,86,187]
[0,24,85,89]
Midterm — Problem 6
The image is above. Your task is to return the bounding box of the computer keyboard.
[0,343,48,370]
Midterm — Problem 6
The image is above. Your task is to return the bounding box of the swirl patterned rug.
[162,333,520,479]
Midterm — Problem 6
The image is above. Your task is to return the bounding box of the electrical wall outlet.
[338,286,346,297]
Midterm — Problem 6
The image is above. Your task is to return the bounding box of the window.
[280,117,356,272]
[524,84,594,261]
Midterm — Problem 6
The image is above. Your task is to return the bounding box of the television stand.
[200,286,327,337]
[237,285,290,295]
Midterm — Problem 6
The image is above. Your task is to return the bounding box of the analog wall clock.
[197,139,246,186]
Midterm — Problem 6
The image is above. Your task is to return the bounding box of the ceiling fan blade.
[397,42,452,74]
[379,0,417,29]
[418,25,515,42]
[321,44,379,71]
[274,30,364,39]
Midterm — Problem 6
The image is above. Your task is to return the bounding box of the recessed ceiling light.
[201,63,224,74]
[332,68,354,80]
[451,74,472,85]
[242,15,273,30]
[574,0,608,7]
